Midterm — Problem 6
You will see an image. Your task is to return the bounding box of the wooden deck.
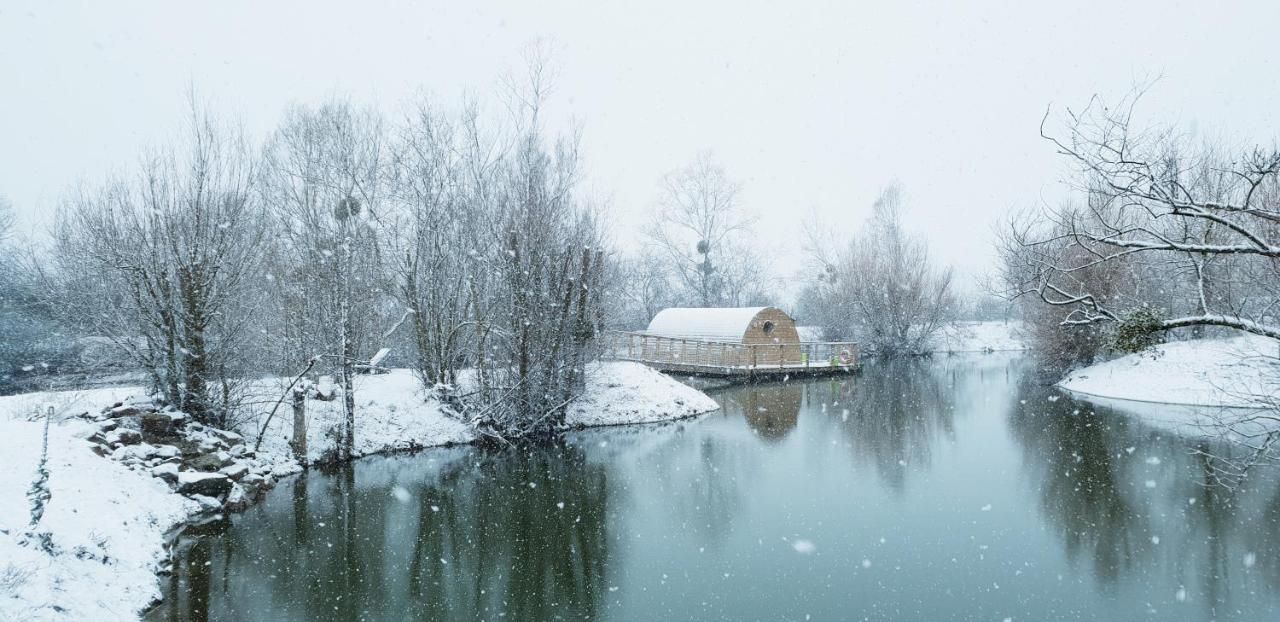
[600,331,859,379]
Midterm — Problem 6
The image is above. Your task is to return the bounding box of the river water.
[147,355,1280,621]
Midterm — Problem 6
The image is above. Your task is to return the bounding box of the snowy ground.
[930,320,1027,353]
[0,415,195,622]
[0,361,717,621]
[1058,335,1280,408]
[566,362,720,427]
[248,370,476,464]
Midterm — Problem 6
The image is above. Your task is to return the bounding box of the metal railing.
[599,330,858,371]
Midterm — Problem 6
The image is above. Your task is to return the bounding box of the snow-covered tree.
[646,154,769,307]
[802,185,955,355]
[1001,91,1280,354]
[261,99,390,460]
[50,103,266,426]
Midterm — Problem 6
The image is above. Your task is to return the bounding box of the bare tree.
[261,99,390,460]
[388,97,499,392]
[1002,91,1280,346]
[603,249,676,330]
[50,103,265,426]
[802,185,955,355]
[477,48,606,439]
[646,154,767,307]
[0,196,13,245]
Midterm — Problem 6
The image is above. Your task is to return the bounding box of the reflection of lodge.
[602,307,858,378]
[743,384,802,441]
[723,383,803,442]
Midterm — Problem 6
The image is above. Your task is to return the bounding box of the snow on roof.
[645,307,770,341]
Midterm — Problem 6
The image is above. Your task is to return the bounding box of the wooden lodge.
[601,306,858,379]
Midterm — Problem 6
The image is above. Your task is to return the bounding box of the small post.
[290,386,307,460]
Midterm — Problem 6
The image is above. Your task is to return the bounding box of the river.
[147,354,1280,621]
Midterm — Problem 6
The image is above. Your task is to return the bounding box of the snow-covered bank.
[1058,335,1280,408]
[567,362,720,427]
[931,321,1027,353]
[0,416,195,622]
[249,363,719,456]
[249,370,476,464]
[0,362,717,621]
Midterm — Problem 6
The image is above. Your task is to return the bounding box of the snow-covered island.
[1058,335,1280,408]
[0,362,717,622]
[1057,335,1280,434]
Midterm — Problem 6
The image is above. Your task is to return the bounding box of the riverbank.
[930,320,1027,353]
[0,362,718,621]
[1057,334,1280,408]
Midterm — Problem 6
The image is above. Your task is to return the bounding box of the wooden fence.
[599,331,858,373]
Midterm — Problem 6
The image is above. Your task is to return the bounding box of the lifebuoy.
[838,349,852,365]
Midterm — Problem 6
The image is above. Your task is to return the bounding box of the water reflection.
[151,445,610,621]
[719,382,802,442]
[1011,378,1280,617]
[152,356,1280,621]
[812,359,960,491]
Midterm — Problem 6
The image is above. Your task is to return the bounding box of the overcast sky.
[3,0,1279,292]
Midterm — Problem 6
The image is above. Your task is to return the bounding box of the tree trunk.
[290,387,308,461]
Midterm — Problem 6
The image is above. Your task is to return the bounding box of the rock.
[188,494,224,512]
[151,463,180,484]
[186,451,232,472]
[107,405,147,419]
[140,412,182,438]
[224,484,249,511]
[220,463,250,481]
[151,444,180,459]
[177,472,233,498]
[209,428,243,445]
[106,428,142,446]
[97,420,120,433]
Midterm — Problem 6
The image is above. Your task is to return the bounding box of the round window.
[762,320,775,334]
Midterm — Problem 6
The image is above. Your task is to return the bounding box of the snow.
[1058,335,1280,408]
[0,362,717,620]
[566,362,720,427]
[0,415,196,622]
[247,369,476,464]
[174,471,224,486]
[645,306,769,341]
[930,321,1027,353]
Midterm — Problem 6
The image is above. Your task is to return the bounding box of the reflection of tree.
[1009,376,1280,611]
[155,517,229,622]
[830,360,956,491]
[153,447,612,621]
[1007,386,1150,587]
[406,444,610,620]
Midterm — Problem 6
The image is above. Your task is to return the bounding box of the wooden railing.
[599,330,858,372]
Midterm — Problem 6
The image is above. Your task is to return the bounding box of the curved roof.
[645,307,772,341]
